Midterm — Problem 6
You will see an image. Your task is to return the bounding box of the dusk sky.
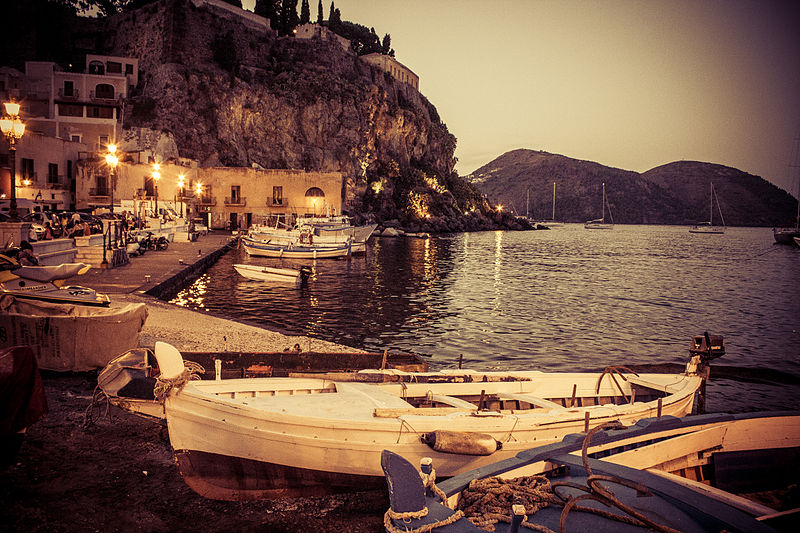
[244,0,800,195]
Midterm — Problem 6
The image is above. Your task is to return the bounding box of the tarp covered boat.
[0,296,147,371]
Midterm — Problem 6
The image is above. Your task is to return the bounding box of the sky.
[242,0,800,194]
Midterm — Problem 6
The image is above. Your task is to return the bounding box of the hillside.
[469,149,798,226]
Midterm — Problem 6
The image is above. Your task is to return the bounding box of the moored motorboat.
[151,335,720,501]
[381,411,798,532]
[242,236,353,259]
[233,264,312,284]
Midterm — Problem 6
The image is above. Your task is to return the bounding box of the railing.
[89,90,122,103]
[197,197,216,206]
[57,88,80,99]
[269,198,285,206]
[224,196,246,206]
[89,188,110,197]
[102,220,129,268]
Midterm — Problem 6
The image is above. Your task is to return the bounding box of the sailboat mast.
[552,182,556,221]
[709,183,714,224]
[526,189,530,219]
[601,182,606,223]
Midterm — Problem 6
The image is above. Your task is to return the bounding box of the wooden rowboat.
[382,412,799,532]
[97,346,429,421]
[151,335,719,501]
[242,236,352,259]
[233,264,311,284]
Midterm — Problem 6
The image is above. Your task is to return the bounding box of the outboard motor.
[298,266,312,287]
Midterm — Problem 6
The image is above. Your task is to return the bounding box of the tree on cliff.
[317,0,323,23]
[382,34,393,56]
[255,0,280,30]
[279,0,299,35]
[300,0,310,24]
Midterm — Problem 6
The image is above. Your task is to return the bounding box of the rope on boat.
[82,385,112,428]
[153,361,206,403]
[448,421,684,532]
[384,466,465,533]
[595,366,639,404]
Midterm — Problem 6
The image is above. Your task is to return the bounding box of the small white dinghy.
[233,264,311,284]
[151,335,720,501]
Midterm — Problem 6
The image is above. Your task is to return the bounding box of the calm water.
[171,224,800,413]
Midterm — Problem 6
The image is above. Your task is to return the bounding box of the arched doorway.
[304,187,325,216]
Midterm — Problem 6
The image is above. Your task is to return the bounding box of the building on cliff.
[360,53,419,91]
[294,23,352,52]
[190,0,269,33]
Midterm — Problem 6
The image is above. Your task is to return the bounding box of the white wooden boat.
[584,182,614,229]
[689,182,726,234]
[382,412,799,532]
[233,264,311,284]
[241,236,352,259]
[248,219,376,254]
[152,336,718,500]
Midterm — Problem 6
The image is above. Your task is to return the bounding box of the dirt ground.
[0,372,388,533]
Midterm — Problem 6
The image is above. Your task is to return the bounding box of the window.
[99,135,109,146]
[58,104,83,117]
[94,83,115,99]
[88,106,114,118]
[70,134,82,143]
[88,61,105,75]
[272,186,283,205]
[231,185,241,202]
[106,61,122,74]
[63,80,74,96]
[304,187,325,198]
[48,163,58,184]
[125,64,133,75]
[21,158,34,182]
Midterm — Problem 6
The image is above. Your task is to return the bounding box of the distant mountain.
[467,149,798,226]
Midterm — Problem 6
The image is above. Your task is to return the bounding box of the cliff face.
[101,0,456,210]
[469,149,798,226]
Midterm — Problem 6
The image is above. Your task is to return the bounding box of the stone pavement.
[72,231,237,295]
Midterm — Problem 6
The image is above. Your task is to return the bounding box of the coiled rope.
[153,361,205,402]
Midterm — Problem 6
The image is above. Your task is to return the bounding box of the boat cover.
[0,295,148,371]
[0,346,48,435]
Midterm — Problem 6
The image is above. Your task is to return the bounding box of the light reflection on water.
[171,224,800,413]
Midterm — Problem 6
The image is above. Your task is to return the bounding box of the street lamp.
[0,101,26,220]
[104,143,119,215]
[177,174,185,218]
[152,163,160,218]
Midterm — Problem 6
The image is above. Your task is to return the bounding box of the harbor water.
[171,224,800,414]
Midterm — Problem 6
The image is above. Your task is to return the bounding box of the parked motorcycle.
[144,232,169,251]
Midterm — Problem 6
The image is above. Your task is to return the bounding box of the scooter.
[0,251,111,306]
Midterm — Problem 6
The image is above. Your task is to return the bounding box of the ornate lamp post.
[104,144,119,215]
[152,163,160,218]
[178,174,185,218]
[0,101,26,220]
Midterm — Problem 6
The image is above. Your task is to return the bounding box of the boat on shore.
[233,264,311,284]
[0,254,110,307]
[381,411,798,532]
[241,236,353,259]
[97,345,430,421]
[689,182,726,234]
[150,334,720,500]
[585,182,614,230]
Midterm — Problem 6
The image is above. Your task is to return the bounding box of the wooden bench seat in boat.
[495,392,566,410]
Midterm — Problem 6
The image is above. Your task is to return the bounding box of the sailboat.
[689,182,726,234]
[543,181,564,227]
[584,182,614,229]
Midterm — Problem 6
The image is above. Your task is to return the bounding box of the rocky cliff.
[469,149,798,227]
[92,0,468,221]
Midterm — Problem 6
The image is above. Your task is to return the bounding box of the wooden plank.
[497,392,565,410]
[427,393,478,409]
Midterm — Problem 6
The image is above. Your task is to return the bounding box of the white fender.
[154,341,185,379]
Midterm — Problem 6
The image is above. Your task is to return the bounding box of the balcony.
[225,196,246,207]
[89,188,111,198]
[197,197,216,206]
[89,90,122,104]
[57,88,80,100]
[269,198,285,206]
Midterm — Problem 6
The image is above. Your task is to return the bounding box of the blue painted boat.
[382,412,799,532]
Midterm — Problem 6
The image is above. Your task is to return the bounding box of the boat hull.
[232,264,302,282]
[242,238,352,258]
[162,371,701,500]
[774,228,800,244]
[689,225,725,234]
[584,222,613,230]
